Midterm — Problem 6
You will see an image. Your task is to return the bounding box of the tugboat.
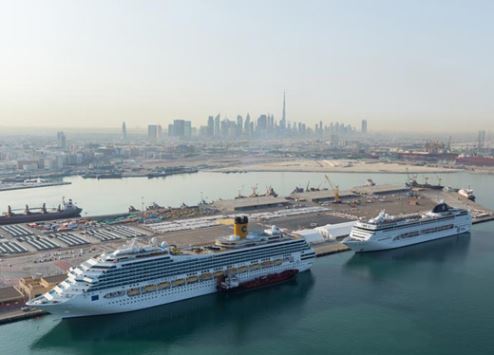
[218,269,299,292]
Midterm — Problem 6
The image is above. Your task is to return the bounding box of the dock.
[0,181,71,192]
[0,309,47,325]
[313,242,350,256]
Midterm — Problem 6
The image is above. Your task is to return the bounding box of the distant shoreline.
[211,159,462,175]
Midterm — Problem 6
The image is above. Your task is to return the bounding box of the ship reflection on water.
[31,272,315,353]
[345,232,471,265]
[342,233,471,284]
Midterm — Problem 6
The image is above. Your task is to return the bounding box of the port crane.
[324,174,341,203]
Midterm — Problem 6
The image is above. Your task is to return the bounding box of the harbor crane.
[324,174,341,203]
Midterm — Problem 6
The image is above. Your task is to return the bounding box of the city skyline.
[1,0,494,132]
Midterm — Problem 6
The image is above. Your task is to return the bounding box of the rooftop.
[213,196,289,211]
[289,189,356,202]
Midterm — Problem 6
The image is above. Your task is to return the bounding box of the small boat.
[199,272,212,281]
[249,264,261,271]
[157,281,170,289]
[218,269,299,292]
[214,271,224,278]
[127,288,140,297]
[143,284,157,293]
[237,266,248,273]
[186,276,198,284]
[262,260,272,268]
[104,290,125,299]
[172,279,185,287]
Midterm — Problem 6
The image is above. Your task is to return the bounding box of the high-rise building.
[122,122,127,141]
[207,116,214,136]
[236,115,243,136]
[147,124,162,142]
[257,114,268,133]
[168,120,192,138]
[361,119,368,134]
[478,130,486,151]
[214,114,220,137]
[184,121,192,138]
[244,114,251,136]
[56,131,66,149]
[280,91,286,130]
[173,120,185,137]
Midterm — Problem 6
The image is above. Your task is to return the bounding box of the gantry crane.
[324,174,341,203]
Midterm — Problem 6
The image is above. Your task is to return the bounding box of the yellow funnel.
[233,216,248,238]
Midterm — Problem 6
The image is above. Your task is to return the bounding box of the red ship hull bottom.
[219,269,299,292]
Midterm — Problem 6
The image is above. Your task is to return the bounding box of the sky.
[0,0,493,132]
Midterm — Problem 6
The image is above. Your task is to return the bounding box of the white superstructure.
[343,203,471,252]
[458,188,476,201]
[27,216,315,318]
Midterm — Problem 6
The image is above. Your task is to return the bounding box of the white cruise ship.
[27,216,315,318]
[343,202,471,252]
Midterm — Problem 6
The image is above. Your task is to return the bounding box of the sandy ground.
[212,159,461,174]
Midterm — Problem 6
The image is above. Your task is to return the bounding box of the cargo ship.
[0,199,82,225]
[456,155,494,167]
[27,216,315,318]
[405,178,443,190]
[218,269,298,292]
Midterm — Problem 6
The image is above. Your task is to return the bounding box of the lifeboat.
[272,259,283,266]
[127,288,140,297]
[262,260,272,268]
[249,264,261,271]
[237,266,248,273]
[157,281,171,289]
[104,290,125,299]
[214,271,225,278]
[200,272,212,281]
[186,276,198,284]
[227,267,238,274]
[172,279,185,287]
[143,284,157,293]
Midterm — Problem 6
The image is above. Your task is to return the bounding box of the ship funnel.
[233,216,248,239]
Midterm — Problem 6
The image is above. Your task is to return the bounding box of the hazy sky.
[0,0,493,132]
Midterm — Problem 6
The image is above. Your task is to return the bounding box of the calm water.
[0,171,493,354]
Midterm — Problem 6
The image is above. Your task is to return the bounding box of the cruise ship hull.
[30,259,313,318]
[344,214,471,253]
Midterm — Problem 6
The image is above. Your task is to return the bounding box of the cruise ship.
[27,216,315,318]
[343,202,471,252]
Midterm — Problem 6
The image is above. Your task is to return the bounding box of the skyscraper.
[236,115,243,136]
[184,121,192,138]
[122,122,127,141]
[361,119,368,134]
[147,124,162,142]
[214,114,220,137]
[207,116,214,136]
[244,114,251,136]
[56,131,66,149]
[280,91,287,130]
[257,114,268,134]
[478,130,486,151]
